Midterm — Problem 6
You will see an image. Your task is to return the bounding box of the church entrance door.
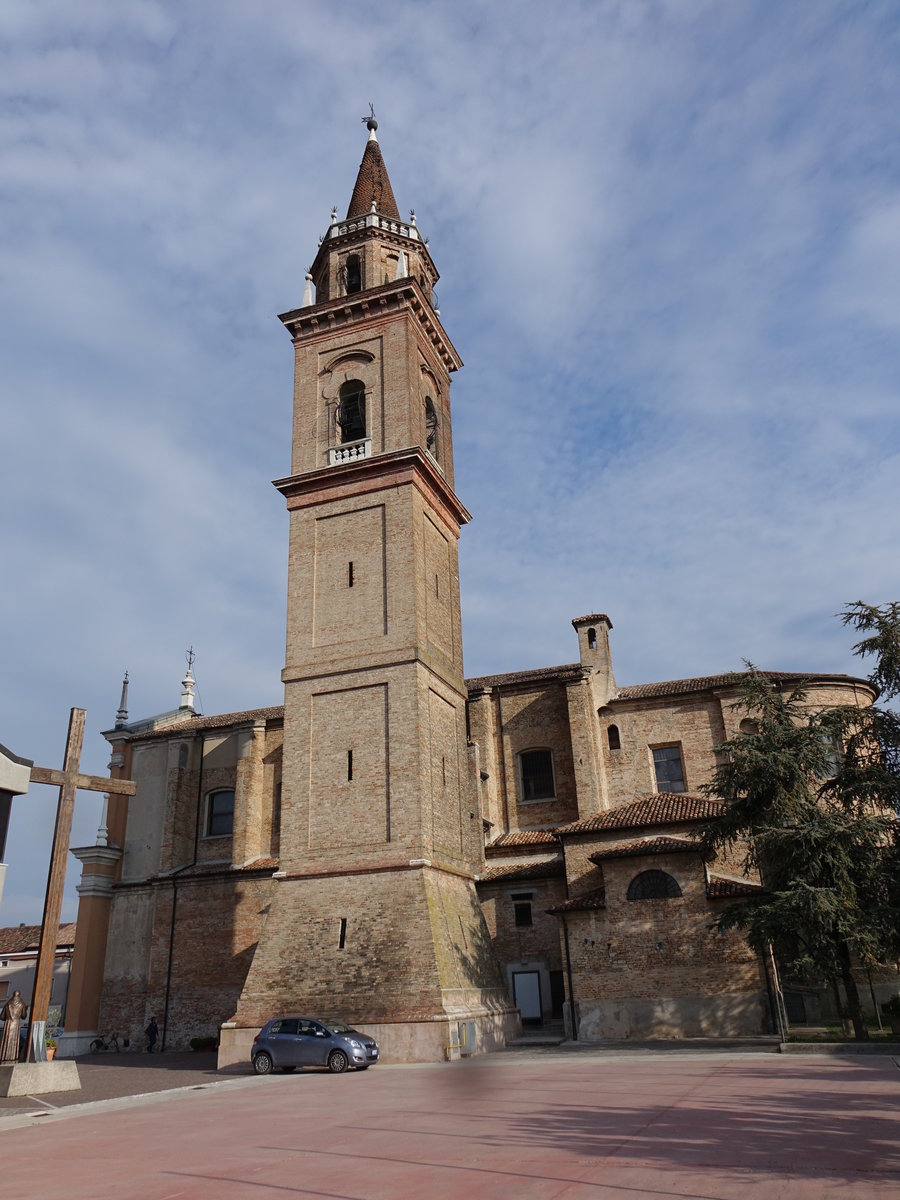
[512,970,542,1025]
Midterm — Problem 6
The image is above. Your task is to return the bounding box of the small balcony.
[328,438,372,466]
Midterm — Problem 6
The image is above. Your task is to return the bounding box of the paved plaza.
[1,1050,898,1198]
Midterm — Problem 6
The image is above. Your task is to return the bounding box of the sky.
[1,0,898,927]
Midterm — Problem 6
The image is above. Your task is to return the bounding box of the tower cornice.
[279,277,461,373]
[273,444,472,530]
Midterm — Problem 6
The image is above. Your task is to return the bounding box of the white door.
[513,971,542,1022]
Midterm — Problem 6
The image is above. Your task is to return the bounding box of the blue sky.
[1,0,898,926]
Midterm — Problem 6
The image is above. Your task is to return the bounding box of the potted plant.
[45,1037,57,1062]
[881,995,900,1035]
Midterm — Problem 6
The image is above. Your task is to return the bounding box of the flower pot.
[45,1046,56,1062]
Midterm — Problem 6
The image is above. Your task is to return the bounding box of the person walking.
[145,1017,159,1054]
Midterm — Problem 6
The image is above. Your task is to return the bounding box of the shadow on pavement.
[0,1051,250,1116]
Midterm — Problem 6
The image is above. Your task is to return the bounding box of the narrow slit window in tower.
[339,918,347,949]
[348,561,354,587]
[347,749,353,781]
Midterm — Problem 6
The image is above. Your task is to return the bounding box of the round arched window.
[626,870,682,901]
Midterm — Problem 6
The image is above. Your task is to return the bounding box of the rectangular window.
[511,890,534,928]
[519,749,555,802]
[652,745,686,793]
[205,789,235,837]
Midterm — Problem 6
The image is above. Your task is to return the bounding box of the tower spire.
[180,647,197,712]
[115,671,129,728]
[346,108,400,220]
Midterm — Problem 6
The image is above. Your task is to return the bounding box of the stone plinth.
[0,1061,81,1096]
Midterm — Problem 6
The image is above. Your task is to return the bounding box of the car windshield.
[324,1020,353,1033]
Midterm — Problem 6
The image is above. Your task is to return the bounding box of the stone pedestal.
[0,1061,81,1097]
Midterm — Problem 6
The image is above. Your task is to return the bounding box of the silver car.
[251,1017,379,1074]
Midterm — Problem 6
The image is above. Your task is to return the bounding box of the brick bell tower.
[222,115,518,1063]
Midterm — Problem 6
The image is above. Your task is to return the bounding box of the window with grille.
[205,789,235,838]
[626,870,682,901]
[518,749,555,803]
[652,745,686,793]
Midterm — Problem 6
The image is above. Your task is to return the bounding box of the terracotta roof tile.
[547,886,607,914]
[615,670,867,701]
[486,830,558,852]
[239,857,279,872]
[478,860,565,884]
[0,923,76,953]
[556,794,725,836]
[347,139,400,220]
[706,875,767,899]
[130,705,284,742]
[589,836,700,862]
[467,664,583,691]
[467,667,869,701]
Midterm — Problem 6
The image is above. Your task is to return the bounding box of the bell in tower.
[221,117,520,1064]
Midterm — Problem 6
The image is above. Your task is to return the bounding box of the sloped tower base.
[218,865,520,1067]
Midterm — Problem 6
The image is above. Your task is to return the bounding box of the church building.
[59,121,874,1063]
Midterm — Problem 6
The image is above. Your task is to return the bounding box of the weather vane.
[362,103,378,132]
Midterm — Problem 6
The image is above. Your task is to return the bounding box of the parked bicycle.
[90,1032,129,1053]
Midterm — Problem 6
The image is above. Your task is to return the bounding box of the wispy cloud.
[1,0,898,923]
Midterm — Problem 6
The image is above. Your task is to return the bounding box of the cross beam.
[25,708,136,1061]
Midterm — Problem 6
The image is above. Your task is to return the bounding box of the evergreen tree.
[701,602,900,1041]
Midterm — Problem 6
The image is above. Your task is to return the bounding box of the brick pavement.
[0,1050,223,1117]
[1,1048,899,1199]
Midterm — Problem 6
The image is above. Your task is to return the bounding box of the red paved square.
[2,1052,898,1199]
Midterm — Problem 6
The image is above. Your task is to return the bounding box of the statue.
[0,991,27,1063]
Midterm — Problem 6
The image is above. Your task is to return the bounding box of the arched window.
[424,396,439,460]
[345,254,361,294]
[205,789,235,838]
[338,381,366,443]
[587,627,597,650]
[739,719,760,735]
[518,749,556,803]
[607,724,621,752]
[627,870,682,901]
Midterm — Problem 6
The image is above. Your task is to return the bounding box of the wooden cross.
[25,708,136,1061]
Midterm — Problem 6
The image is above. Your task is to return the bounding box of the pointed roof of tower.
[346,117,401,220]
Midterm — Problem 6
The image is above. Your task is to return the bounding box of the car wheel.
[327,1049,349,1074]
[253,1052,274,1075]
